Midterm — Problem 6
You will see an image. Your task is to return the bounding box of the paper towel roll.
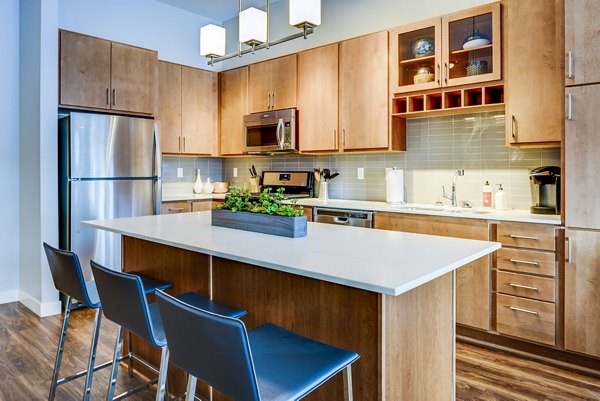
[386,168,405,204]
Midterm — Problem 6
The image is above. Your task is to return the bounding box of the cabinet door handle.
[112,89,116,106]
[437,63,441,85]
[342,128,346,147]
[178,137,182,153]
[567,51,574,79]
[106,88,110,105]
[272,92,275,110]
[509,234,538,241]
[509,258,539,266]
[508,306,539,316]
[333,129,337,148]
[168,208,184,212]
[567,93,574,121]
[509,283,539,291]
[444,62,448,83]
[183,137,186,152]
[511,115,517,139]
[566,237,573,264]
[267,93,271,110]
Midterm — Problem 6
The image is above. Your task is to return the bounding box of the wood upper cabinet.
[248,54,297,113]
[110,43,157,115]
[442,2,501,87]
[504,0,563,146]
[565,84,600,229]
[182,66,217,155]
[157,62,217,155]
[298,44,339,152]
[564,229,600,358]
[340,31,389,151]
[374,213,491,331]
[59,30,157,115]
[59,30,111,110]
[158,61,182,154]
[565,0,600,86]
[219,67,248,156]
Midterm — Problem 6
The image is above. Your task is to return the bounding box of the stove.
[261,171,314,199]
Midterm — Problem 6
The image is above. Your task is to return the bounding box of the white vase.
[203,178,215,194]
[193,169,203,194]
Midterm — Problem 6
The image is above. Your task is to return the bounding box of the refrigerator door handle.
[154,179,161,215]
[154,122,162,178]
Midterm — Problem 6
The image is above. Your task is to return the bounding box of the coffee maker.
[529,166,560,214]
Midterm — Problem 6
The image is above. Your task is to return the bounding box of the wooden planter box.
[211,209,307,238]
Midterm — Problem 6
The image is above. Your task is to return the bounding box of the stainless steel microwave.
[243,108,298,154]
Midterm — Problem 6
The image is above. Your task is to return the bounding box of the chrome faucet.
[442,169,465,207]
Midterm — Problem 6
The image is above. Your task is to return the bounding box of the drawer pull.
[168,208,184,212]
[509,283,539,291]
[509,258,539,266]
[509,234,538,241]
[508,306,539,316]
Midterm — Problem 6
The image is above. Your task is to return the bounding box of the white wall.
[0,0,20,304]
[19,0,61,317]
[59,0,219,69]
[221,0,495,69]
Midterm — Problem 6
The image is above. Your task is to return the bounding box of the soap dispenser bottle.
[495,184,507,210]
[482,181,492,207]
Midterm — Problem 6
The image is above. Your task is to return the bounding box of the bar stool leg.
[127,331,134,378]
[48,296,72,401]
[106,326,124,401]
[154,346,170,401]
[343,365,353,401]
[81,308,103,401]
[184,375,197,401]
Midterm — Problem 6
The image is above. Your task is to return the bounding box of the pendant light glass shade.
[200,24,226,57]
[239,7,267,45]
[289,0,321,28]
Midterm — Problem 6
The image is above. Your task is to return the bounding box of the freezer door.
[70,112,156,179]
[70,179,157,278]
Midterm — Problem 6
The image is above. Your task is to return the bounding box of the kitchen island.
[83,212,500,401]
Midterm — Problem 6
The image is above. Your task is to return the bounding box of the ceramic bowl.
[411,37,435,58]
[462,30,491,49]
[213,182,229,193]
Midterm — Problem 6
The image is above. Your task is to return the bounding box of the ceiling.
[156,0,282,22]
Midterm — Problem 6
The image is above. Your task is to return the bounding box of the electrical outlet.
[177,168,183,178]
[357,167,365,180]
[233,167,238,177]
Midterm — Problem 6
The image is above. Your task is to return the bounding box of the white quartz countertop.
[294,199,562,225]
[82,212,500,296]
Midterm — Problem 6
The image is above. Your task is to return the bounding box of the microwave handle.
[276,118,285,150]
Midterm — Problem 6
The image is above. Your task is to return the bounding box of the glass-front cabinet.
[389,2,501,94]
[389,18,442,94]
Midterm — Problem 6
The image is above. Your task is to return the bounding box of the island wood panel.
[110,42,157,115]
[219,67,248,156]
[59,30,111,110]
[374,212,491,331]
[384,272,454,401]
[565,0,600,86]
[157,61,182,154]
[121,236,212,398]
[211,257,380,401]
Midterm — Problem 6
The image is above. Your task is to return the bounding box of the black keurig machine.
[529,166,561,214]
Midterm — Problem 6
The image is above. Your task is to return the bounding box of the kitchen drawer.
[496,248,556,276]
[496,293,555,346]
[496,271,555,303]
[161,201,191,214]
[497,223,556,251]
[191,200,212,212]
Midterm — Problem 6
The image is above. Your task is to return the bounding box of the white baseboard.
[0,289,19,305]
[19,290,61,317]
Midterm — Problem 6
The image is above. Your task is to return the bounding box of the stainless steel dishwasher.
[313,207,373,228]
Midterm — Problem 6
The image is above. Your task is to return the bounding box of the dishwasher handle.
[333,217,350,225]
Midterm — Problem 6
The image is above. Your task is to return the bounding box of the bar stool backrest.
[43,242,98,309]
[90,260,162,348]
[155,290,261,401]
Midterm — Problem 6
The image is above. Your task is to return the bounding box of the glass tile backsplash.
[163,112,561,210]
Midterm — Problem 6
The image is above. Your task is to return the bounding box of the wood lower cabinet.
[59,30,157,116]
[565,84,600,230]
[298,44,339,152]
[503,0,563,146]
[248,55,297,113]
[219,67,248,156]
[340,32,390,151]
[161,201,192,214]
[158,62,217,155]
[496,293,556,346]
[565,0,600,86]
[374,213,491,330]
[564,229,600,358]
[191,200,212,212]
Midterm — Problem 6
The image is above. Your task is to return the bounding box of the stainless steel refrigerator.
[58,111,160,278]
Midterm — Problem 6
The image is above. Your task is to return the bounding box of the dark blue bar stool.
[43,243,173,401]
[155,289,359,401]
[91,260,247,401]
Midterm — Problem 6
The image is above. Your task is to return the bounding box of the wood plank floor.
[0,302,598,400]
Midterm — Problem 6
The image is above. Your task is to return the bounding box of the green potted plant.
[211,186,307,238]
